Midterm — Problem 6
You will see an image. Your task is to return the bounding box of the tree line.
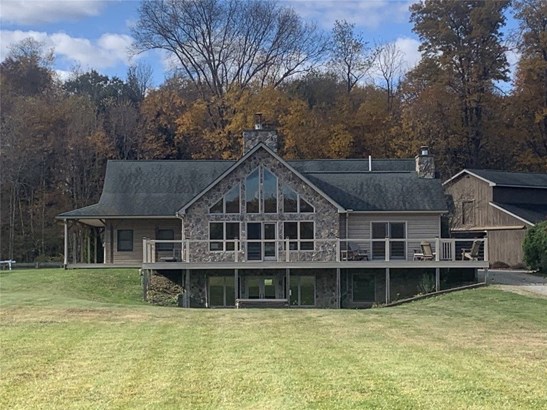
[1,0,545,262]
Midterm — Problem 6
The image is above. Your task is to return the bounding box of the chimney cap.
[419,146,430,156]
[254,113,263,130]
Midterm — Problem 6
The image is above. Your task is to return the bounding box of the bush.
[523,221,547,273]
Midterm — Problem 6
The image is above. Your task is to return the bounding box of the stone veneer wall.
[183,147,340,263]
[242,129,278,154]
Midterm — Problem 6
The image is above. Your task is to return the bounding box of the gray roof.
[467,169,547,188]
[59,156,444,218]
[492,202,547,225]
[288,159,415,173]
[58,160,233,218]
[305,172,447,212]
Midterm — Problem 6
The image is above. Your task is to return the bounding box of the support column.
[93,230,98,264]
[385,268,391,304]
[234,269,239,306]
[435,268,440,292]
[63,220,68,267]
[185,269,191,308]
[286,268,290,303]
[336,268,341,309]
[72,231,77,264]
[87,232,91,264]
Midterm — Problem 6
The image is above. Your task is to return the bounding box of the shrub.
[417,273,436,294]
[523,221,547,273]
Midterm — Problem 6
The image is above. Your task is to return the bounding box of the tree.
[523,221,547,273]
[375,42,406,113]
[329,20,376,93]
[511,0,547,170]
[133,0,327,100]
[410,0,510,167]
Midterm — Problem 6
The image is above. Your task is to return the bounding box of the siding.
[488,229,527,266]
[105,219,181,264]
[445,175,492,229]
[347,213,441,259]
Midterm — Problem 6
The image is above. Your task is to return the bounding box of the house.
[443,169,547,266]
[58,121,488,308]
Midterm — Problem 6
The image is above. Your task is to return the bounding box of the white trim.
[178,143,345,214]
[347,210,447,214]
[442,169,495,187]
[488,202,535,226]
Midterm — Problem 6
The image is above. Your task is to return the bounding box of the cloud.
[287,0,413,29]
[0,30,134,69]
[0,0,107,25]
[394,37,421,68]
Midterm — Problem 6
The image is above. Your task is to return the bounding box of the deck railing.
[142,237,488,264]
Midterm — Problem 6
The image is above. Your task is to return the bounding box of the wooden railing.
[142,237,488,264]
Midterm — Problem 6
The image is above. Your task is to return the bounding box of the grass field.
[1,269,546,409]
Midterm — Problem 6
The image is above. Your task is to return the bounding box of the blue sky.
[0,0,518,87]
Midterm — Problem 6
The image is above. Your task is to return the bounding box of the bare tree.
[376,42,406,112]
[132,0,327,99]
[329,20,377,93]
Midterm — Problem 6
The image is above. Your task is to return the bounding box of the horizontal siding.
[347,213,441,258]
[106,219,181,264]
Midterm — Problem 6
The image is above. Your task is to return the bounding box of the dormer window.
[282,186,314,213]
[209,184,240,214]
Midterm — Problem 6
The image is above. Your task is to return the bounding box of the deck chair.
[348,242,369,261]
[462,240,481,260]
[414,241,435,260]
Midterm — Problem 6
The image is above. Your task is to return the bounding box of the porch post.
[72,231,77,264]
[336,268,341,309]
[63,220,68,267]
[234,269,239,305]
[93,229,98,264]
[385,268,391,304]
[435,268,440,292]
[86,232,91,264]
[185,269,191,308]
[286,268,290,302]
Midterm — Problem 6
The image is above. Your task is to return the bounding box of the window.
[263,168,277,213]
[156,229,174,251]
[209,222,240,252]
[117,230,133,252]
[371,222,406,260]
[209,276,235,307]
[209,184,240,214]
[352,274,375,302]
[462,201,474,225]
[246,169,260,213]
[284,221,314,251]
[290,276,315,306]
[282,185,314,213]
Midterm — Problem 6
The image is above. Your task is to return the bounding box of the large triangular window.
[282,186,314,213]
[209,184,240,214]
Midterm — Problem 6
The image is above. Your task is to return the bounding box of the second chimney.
[415,146,435,178]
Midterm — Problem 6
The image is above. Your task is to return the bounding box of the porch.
[141,237,489,267]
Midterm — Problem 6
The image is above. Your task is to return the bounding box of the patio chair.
[462,240,481,260]
[414,241,435,261]
[347,242,369,261]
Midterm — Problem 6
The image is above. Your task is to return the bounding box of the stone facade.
[242,129,278,154]
[415,148,435,179]
[182,147,340,263]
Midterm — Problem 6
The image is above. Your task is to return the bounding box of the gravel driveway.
[478,269,547,297]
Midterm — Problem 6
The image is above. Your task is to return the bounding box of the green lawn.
[1,269,546,409]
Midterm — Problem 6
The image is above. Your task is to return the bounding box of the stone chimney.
[242,113,278,154]
[415,146,435,178]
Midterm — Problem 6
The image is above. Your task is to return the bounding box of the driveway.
[478,269,547,297]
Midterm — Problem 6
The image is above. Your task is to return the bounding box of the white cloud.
[0,0,107,25]
[287,0,413,29]
[394,37,421,68]
[0,30,133,69]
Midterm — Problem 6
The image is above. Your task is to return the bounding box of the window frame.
[117,229,133,252]
[156,229,174,252]
[370,221,407,260]
[209,222,240,252]
[209,183,241,215]
[283,221,315,251]
[289,275,316,306]
[282,185,314,213]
